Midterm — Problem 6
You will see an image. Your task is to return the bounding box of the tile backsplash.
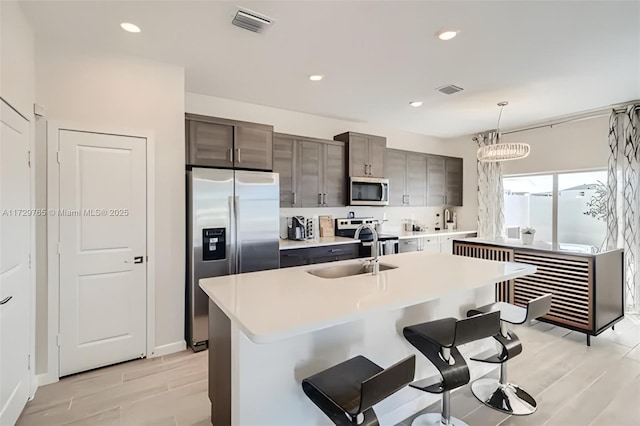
[280,206,466,236]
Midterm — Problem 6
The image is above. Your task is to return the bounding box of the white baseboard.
[150,340,186,358]
[35,372,58,388]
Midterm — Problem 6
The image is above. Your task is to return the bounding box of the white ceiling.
[21,0,640,138]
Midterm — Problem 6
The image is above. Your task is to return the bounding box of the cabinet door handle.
[367,164,372,175]
[236,148,241,163]
[323,193,327,206]
[292,192,297,205]
[228,148,233,162]
[318,193,322,205]
[0,296,12,305]
[329,249,343,253]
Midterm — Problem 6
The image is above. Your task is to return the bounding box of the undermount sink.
[307,262,398,279]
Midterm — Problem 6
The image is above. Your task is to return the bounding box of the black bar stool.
[403,311,501,426]
[302,354,416,425]
[466,293,552,415]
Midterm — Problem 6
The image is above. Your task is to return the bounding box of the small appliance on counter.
[286,216,318,240]
[287,216,306,240]
[444,209,457,231]
[335,217,399,257]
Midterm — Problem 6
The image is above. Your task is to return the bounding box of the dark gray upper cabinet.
[334,132,387,177]
[273,133,346,208]
[407,154,427,206]
[384,149,407,206]
[186,114,273,171]
[273,135,296,207]
[323,142,346,207]
[426,155,463,206]
[384,149,427,206]
[186,120,234,168]
[445,157,463,206]
[426,155,446,206]
[298,140,323,207]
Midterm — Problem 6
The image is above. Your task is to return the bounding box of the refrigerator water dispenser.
[202,228,226,261]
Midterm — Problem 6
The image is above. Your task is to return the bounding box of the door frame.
[45,121,156,383]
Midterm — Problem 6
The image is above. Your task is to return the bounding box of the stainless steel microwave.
[349,177,389,206]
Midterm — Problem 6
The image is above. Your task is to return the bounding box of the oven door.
[350,177,389,206]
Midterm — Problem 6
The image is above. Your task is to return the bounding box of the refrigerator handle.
[228,195,236,275]
[234,195,241,273]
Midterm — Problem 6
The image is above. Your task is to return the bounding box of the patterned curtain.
[476,132,506,241]
[606,105,640,313]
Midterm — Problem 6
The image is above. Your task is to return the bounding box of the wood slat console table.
[453,239,624,346]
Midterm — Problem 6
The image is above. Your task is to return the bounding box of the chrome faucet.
[354,224,379,275]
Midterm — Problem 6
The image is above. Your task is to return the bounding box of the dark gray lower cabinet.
[280,243,360,268]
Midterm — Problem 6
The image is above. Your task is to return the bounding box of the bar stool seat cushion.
[302,355,383,416]
[468,301,527,325]
[404,317,458,348]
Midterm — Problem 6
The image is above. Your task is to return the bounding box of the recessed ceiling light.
[120,23,141,33]
[409,101,423,107]
[436,30,458,41]
[309,75,323,81]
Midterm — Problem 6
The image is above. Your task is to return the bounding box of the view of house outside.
[504,171,608,251]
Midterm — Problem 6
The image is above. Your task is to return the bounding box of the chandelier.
[476,101,531,162]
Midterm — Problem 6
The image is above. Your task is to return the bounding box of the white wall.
[35,43,186,354]
[0,1,35,118]
[186,92,478,231]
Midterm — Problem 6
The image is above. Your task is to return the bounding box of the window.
[503,170,608,252]
[504,175,553,243]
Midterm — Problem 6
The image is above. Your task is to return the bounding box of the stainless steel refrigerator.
[186,168,280,351]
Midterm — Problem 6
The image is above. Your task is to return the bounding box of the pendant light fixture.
[476,101,531,162]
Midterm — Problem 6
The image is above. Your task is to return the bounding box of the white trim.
[46,121,156,380]
[151,340,186,358]
[34,372,58,388]
[146,138,156,358]
[28,109,37,400]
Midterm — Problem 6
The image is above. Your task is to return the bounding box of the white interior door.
[58,130,147,376]
[0,100,32,425]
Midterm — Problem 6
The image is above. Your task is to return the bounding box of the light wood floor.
[398,316,640,426]
[17,317,640,426]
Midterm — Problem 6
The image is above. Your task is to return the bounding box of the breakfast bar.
[199,252,536,425]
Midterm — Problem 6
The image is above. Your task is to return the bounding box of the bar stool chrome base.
[411,413,468,426]
[470,378,537,415]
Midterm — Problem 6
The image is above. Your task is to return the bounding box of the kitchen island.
[199,252,536,425]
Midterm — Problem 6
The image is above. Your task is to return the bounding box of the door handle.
[236,148,241,163]
[134,256,144,264]
[322,193,327,206]
[318,193,322,205]
[228,148,233,162]
[0,296,12,305]
[292,192,297,205]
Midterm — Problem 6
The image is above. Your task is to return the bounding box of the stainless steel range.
[335,217,399,257]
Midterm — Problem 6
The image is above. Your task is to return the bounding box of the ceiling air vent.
[437,84,464,95]
[232,8,273,33]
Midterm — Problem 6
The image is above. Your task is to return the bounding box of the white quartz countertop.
[458,237,614,255]
[279,236,360,250]
[199,252,536,344]
[397,229,477,240]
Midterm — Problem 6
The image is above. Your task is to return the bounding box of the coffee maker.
[287,216,306,240]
